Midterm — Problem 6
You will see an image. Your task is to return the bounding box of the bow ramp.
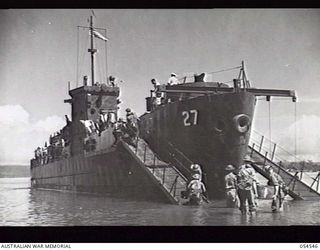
[248,131,320,200]
[120,138,189,204]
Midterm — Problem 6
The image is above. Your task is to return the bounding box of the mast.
[88,16,96,86]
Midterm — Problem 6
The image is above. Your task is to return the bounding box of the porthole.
[215,120,225,132]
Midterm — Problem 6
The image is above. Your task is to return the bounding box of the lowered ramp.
[248,131,320,200]
[120,138,189,204]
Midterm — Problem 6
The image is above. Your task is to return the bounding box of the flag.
[90,29,108,41]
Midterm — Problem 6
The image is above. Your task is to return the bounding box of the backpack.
[237,168,253,190]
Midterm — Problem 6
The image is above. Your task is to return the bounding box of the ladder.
[248,130,320,200]
[121,138,189,204]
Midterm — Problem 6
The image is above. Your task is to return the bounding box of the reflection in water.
[0,178,320,226]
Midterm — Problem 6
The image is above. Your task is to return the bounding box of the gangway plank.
[119,138,189,204]
[248,144,320,200]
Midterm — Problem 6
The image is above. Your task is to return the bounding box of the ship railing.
[132,137,185,200]
[177,65,243,84]
[166,142,194,179]
[249,130,320,193]
[165,140,209,202]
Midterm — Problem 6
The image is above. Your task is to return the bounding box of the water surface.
[1,177,320,226]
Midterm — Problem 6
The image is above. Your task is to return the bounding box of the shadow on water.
[1,178,320,226]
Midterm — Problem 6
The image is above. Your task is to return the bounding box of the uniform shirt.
[188,179,206,193]
[237,165,255,190]
[154,80,160,87]
[126,112,138,125]
[269,172,284,186]
[225,172,237,190]
[167,76,179,85]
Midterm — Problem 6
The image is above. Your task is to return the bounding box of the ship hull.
[30,143,169,202]
[139,91,256,199]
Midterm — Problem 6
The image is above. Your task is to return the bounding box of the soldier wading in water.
[182,164,207,205]
[236,157,258,214]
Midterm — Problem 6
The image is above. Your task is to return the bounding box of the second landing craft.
[139,65,296,199]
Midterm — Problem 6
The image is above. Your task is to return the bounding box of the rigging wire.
[105,29,108,83]
[79,31,90,83]
[221,80,234,84]
[178,65,241,82]
[97,50,103,83]
[207,65,242,75]
[268,99,272,154]
[294,101,297,163]
[76,26,79,87]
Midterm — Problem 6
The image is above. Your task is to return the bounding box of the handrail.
[165,140,209,202]
[166,141,194,179]
[249,140,320,193]
[169,175,179,194]
[249,130,318,186]
[126,136,209,202]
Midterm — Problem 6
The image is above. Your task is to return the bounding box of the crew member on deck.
[167,73,179,85]
[151,78,160,92]
[109,75,115,87]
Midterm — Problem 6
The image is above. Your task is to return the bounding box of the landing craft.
[30,16,296,203]
[139,63,296,199]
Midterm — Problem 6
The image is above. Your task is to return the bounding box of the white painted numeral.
[182,111,191,126]
[182,109,198,126]
[190,109,198,125]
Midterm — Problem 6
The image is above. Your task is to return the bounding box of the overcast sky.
[1,9,320,164]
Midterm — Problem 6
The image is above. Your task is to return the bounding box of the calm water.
[1,177,320,226]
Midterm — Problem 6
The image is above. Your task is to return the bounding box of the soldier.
[107,112,117,128]
[167,73,179,86]
[98,112,108,133]
[190,164,203,181]
[243,155,259,207]
[125,108,139,138]
[225,165,239,208]
[237,163,257,214]
[186,173,207,205]
[265,165,286,212]
[112,118,125,146]
[151,78,160,92]
[43,143,48,164]
[108,75,115,87]
[34,147,41,165]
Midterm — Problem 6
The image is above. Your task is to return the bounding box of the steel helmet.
[264,165,273,172]
[225,165,235,171]
[190,164,201,170]
[125,108,131,113]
